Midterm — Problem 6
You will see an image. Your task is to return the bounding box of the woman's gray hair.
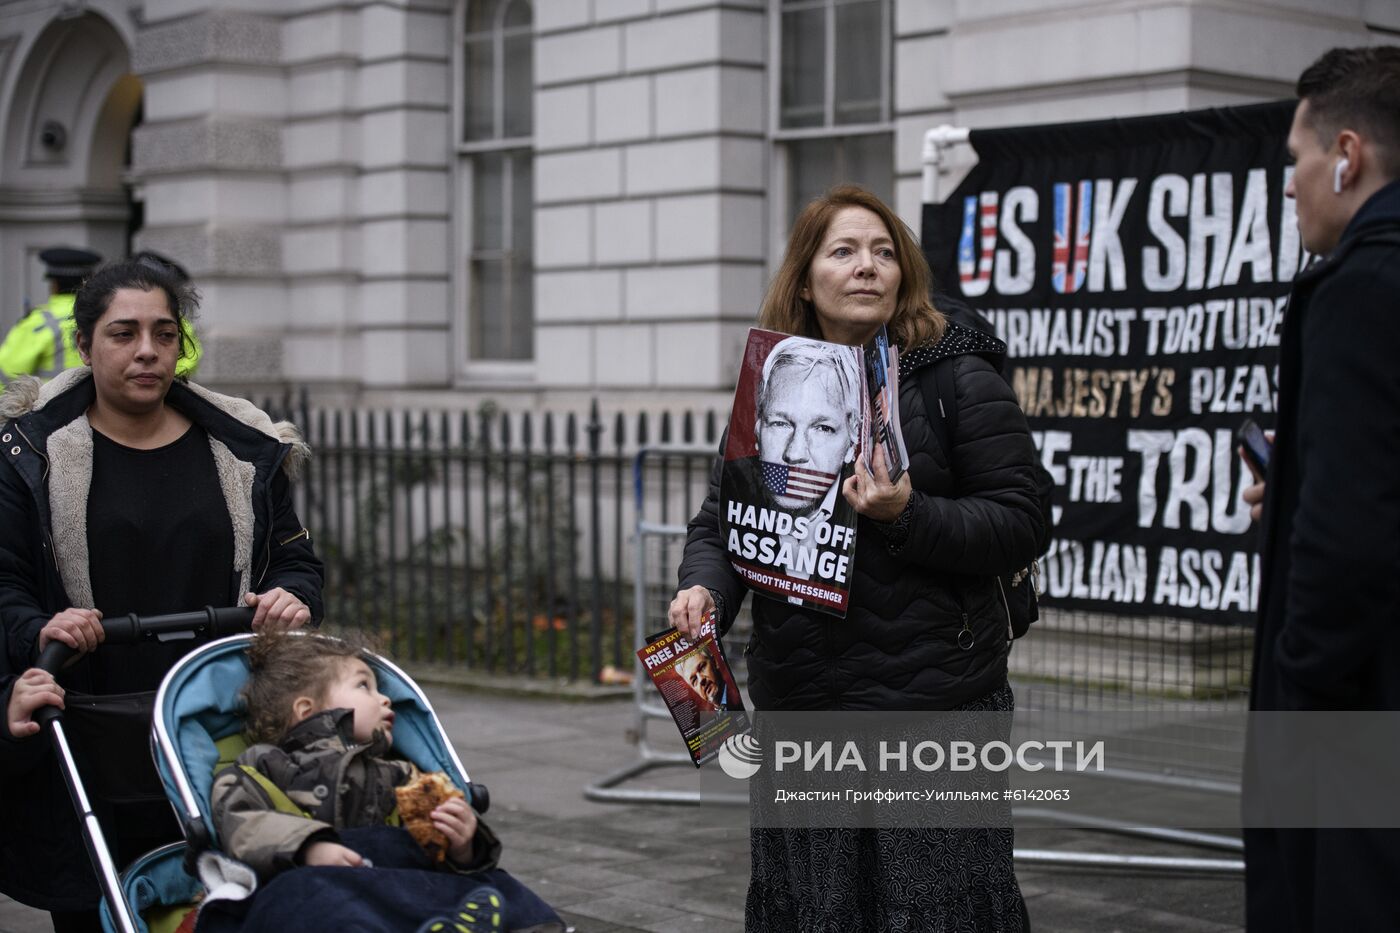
[756,335,863,428]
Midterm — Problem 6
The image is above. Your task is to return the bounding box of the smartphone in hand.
[1237,419,1272,477]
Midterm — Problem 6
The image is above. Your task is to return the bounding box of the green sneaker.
[416,885,505,933]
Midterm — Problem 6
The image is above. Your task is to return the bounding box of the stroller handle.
[36,606,256,680]
[32,606,253,933]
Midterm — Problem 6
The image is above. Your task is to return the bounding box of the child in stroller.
[208,633,511,932]
[129,629,564,933]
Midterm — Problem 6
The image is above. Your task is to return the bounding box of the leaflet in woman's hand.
[638,611,750,767]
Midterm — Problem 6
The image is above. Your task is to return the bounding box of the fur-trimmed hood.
[0,368,309,479]
[0,374,41,421]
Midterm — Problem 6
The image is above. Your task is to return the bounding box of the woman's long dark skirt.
[746,680,1027,932]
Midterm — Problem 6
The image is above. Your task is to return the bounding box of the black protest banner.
[923,101,1296,624]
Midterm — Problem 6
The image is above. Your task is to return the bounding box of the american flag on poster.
[760,461,837,503]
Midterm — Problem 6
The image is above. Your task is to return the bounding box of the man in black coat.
[1244,45,1400,932]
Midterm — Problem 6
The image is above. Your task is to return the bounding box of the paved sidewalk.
[0,684,1244,932]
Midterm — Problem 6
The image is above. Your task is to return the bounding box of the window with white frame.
[773,0,893,228]
[458,0,533,363]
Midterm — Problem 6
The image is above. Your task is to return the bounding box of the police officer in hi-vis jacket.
[0,247,202,388]
[0,247,102,388]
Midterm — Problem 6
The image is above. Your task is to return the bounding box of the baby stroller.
[33,607,258,933]
[36,612,561,932]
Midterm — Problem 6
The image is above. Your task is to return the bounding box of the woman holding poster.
[671,186,1045,931]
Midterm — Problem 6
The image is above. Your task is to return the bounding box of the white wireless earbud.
[1334,157,1350,194]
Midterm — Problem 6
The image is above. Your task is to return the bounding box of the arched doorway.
[0,10,140,322]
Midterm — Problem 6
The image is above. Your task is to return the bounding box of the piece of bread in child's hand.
[395,770,466,863]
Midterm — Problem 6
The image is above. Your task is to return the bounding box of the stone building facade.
[0,0,1395,412]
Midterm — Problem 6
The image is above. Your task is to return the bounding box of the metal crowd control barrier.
[585,445,747,805]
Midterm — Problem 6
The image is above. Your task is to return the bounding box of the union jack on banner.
[1052,180,1093,294]
[1073,179,1092,289]
[760,461,837,503]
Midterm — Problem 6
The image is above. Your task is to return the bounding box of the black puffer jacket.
[679,323,1044,711]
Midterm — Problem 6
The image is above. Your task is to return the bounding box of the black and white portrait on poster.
[721,329,867,616]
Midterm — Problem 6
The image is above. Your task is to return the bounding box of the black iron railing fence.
[263,391,1252,707]
[266,392,720,682]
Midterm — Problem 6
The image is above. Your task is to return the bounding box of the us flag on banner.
[760,462,837,503]
[718,328,866,618]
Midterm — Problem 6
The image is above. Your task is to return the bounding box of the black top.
[87,423,234,693]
